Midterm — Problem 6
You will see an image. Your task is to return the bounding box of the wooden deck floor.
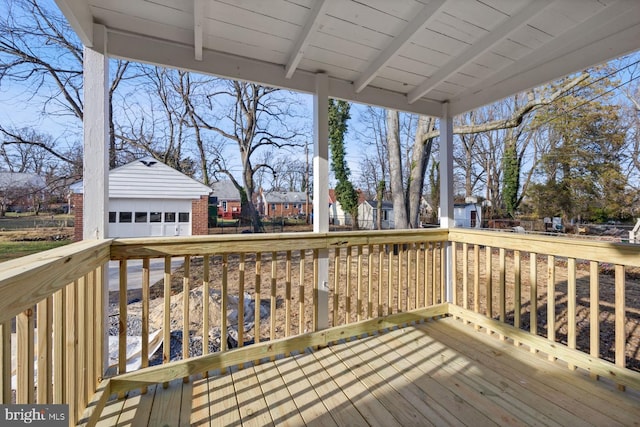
[96,317,640,426]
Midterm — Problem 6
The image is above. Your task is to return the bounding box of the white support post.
[83,24,109,241]
[313,73,329,330]
[83,24,110,372]
[440,102,454,302]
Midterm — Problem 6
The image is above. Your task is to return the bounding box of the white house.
[71,157,212,239]
[358,200,394,230]
[454,202,482,229]
[328,189,351,226]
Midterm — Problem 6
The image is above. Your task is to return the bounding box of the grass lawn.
[0,240,71,263]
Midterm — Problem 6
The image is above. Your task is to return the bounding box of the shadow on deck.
[94,316,640,426]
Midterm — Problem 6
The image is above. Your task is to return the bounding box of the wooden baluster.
[162,256,171,388]
[221,254,228,356]
[236,254,245,368]
[203,255,211,362]
[53,288,64,401]
[615,264,626,391]
[270,252,277,345]
[313,249,319,332]
[357,245,363,322]
[530,252,538,351]
[255,253,262,345]
[414,244,420,311]
[589,261,599,380]
[17,308,35,403]
[141,258,150,392]
[37,296,52,403]
[567,257,576,369]
[299,251,305,334]
[486,246,493,331]
[462,243,469,317]
[448,242,454,308]
[346,246,352,323]
[514,250,521,346]
[118,260,127,378]
[0,321,11,403]
[333,248,339,327]
[547,255,556,361]
[77,275,87,410]
[285,251,291,337]
[378,244,384,317]
[65,282,77,422]
[368,244,373,318]
[388,246,393,315]
[499,248,506,340]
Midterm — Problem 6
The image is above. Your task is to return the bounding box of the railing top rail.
[110,229,450,260]
[0,239,112,323]
[448,228,640,268]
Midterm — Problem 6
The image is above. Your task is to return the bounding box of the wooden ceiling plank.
[353,0,446,93]
[407,0,552,104]
[450,0,640,114]
[285,0,329,79]
[193,0,204,61]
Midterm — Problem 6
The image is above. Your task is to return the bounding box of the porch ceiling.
[55,0,640,116]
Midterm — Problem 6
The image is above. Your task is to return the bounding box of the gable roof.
[264,191,307,204]
[363,200,394,210]
[71,157,211,199]
[210,180,241,201]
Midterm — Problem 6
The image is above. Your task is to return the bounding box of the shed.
[454,203,482,228]
[71,157,211,239]
[358,200,394,230]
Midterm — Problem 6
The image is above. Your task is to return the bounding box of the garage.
[72,157,211,239]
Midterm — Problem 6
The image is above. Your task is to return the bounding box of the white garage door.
[108,199,192,238]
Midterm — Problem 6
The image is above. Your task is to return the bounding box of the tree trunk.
[386,110,408,229]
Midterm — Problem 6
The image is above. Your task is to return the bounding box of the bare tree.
[192,81,305,231]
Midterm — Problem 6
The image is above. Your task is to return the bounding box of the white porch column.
[83,24,110,373]
[83,24,109,240]
[440,102,454,302]
[313,73,329,330]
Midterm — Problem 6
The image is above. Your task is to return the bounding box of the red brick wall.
[192,195,209,235]
[72,193,84,241]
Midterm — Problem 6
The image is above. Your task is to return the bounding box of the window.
[108,212,116,223]
[135,212,148,223]
[164,212,176,222]
[222,201,227,211]
[178,212,190,222]
[119,212,132,223]
[150,212,161,223]
[271,203,276,211]
[284,203,289,209]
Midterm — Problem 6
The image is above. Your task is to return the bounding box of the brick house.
[258,189,308,219]
[210,180,242,219]
[71,157,211,240]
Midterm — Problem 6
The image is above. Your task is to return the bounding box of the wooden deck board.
[96,318,640,426]
[425,318,640,427]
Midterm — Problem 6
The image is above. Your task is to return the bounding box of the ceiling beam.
[285,0,329,79]
[106,30,443,117]
[54,0,94,47]
[407,0,552,104]
[353,0,446,94]
[449,1,640,115]
[193,0,204,61]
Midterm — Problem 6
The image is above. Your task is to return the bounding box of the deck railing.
[108,230,449,371]
[0,239,111,424]
[447,229,640,390]
[0,229,639,426]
